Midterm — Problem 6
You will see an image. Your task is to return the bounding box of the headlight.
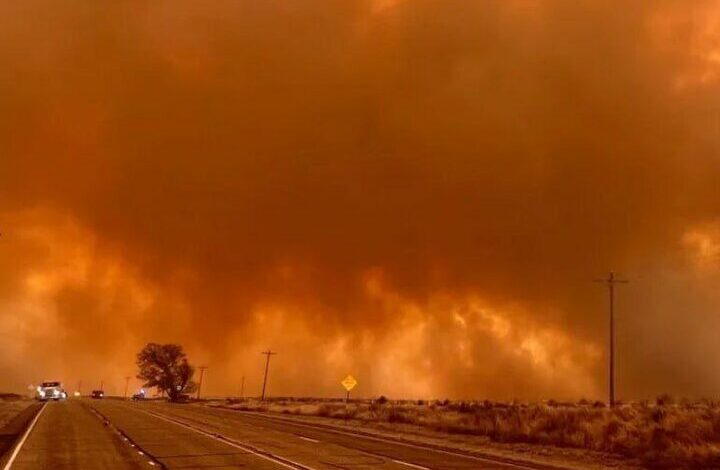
[39,391,45,397]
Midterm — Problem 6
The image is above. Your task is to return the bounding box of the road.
[2,401,149,469]
[2,400,549,470]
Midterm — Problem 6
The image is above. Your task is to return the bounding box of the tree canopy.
[136,343,196,401]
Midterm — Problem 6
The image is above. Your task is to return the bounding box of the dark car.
[131,392,145,401]
[174,393,191,403]
[90,390,104,399]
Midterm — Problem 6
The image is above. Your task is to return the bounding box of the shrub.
[657,394,675,406]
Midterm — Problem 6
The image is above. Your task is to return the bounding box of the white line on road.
[139,409,317,470]
[296,435,319,443]
[235,412,540,470]
[86,402,164,469]
[2,403,47,470]
[392,459,430,470]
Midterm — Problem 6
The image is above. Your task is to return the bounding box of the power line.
[260,350,277,401]
[594,271,628,407]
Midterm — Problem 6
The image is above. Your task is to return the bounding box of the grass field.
[207,396,720,469]
[0,394,32,430]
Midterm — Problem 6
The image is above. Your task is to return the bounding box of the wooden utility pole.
[124,376,131,399]
[260,350,277,401]
[594,271,628,407]
[196,366,208,400]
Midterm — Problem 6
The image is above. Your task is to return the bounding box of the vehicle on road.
[132,390,146,400]
[37,381,67,401]
[90,390,104,399]
[174,393,191,403]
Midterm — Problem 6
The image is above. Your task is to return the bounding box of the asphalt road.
[4,401,148,469]
[3,399,546,470]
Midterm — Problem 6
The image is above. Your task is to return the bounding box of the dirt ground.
[0,396,33,430]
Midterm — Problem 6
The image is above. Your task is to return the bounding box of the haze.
[1,0,720,400]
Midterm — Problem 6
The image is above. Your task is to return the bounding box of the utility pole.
[260,350,277,401]
[240,375,245,399]
[124,376,131,399]
[100,380,104,392]
[196,366,208,400]
[594,271,628,407]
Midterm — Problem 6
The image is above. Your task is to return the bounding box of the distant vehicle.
[131,390,146,401]
[37,382,67,401]
[174,393,191,403]
[90,390,104,399]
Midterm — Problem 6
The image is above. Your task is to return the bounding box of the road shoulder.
[204,404,643,470]
[0,402,42,468]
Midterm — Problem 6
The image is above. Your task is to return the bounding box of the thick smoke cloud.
[1,0,719,399]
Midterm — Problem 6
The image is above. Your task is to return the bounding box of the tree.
[136,343,197,401]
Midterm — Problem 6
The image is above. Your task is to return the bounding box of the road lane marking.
[139,409,317,470]
[2,403,47,470]
[86,402,165,469]
[233,413,541,470]
[296,435,319,443]
[392,459,430,470]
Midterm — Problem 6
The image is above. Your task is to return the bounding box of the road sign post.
[341,375,357,425]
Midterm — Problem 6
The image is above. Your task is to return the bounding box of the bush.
[657,394,675,406]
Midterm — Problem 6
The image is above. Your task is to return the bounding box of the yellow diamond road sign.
[341,375,357,391]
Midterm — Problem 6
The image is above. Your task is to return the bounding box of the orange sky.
[1,0,720,400]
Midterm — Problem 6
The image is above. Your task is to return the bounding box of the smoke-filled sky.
[1,0,720,400]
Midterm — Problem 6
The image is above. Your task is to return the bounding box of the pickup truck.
[37,382,67,401]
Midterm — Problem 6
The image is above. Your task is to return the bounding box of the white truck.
[37,381,67,401]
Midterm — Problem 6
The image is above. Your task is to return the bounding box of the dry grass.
[211,396,720,468]
[0,394,32,430]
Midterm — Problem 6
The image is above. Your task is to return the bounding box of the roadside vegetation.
[136,343,197,402]
[0,393,32,430]
[211,395,720,468]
